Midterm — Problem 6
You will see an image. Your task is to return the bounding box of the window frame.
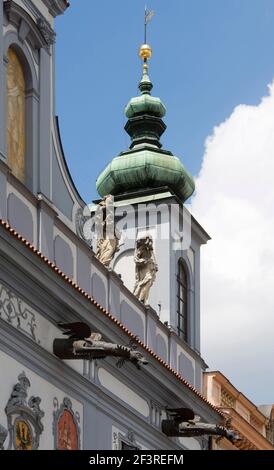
[177,260,189,342]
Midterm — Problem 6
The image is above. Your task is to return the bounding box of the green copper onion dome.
[96,44,195,202]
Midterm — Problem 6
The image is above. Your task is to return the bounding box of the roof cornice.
[42,0,69,17]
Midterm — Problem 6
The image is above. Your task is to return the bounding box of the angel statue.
[133,234,158,305]
[95,195,121,267]
[53,322,148,370]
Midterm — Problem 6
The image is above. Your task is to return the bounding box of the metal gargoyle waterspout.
[162,408,240,442]
[53,322,148,370]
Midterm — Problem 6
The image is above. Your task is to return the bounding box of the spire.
[96,16,195,203]
[139,7,154,94]
[124,42,166,150]
[138,44,153,95]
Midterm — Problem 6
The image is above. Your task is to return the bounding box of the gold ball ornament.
[139,44,152,60]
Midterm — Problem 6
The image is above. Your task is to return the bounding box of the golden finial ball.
[139,44,152,60]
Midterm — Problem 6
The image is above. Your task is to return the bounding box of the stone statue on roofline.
[95,195,121,267]
[133,234,158,305]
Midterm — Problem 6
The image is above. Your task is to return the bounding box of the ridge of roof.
[0,218,223,418]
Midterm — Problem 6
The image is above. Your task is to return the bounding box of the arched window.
[6,47,26,183]
[177,260,188,341]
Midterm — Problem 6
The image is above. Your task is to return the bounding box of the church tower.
[96,40,210,386]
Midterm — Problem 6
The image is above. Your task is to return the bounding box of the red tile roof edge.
[0,218,223,418]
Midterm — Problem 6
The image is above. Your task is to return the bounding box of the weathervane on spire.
[144,6,155,44]
[139,7,155,78]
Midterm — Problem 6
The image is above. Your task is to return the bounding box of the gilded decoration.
[6,48,26,183]
[15,419,33,450]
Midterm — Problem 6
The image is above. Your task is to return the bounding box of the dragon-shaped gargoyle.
[162,408,240,442]
[53,322,148,370]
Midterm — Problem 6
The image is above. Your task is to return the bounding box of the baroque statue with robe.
[95,195,120,267]
[133,234,158,305]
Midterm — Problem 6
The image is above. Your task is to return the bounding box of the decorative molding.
[5,372,44,450]
[5,0,56,48]
[150,400,162,428]
[42,0,69,17]
[75,207,93,248]
[53,397,81,450]
[22,0,44,20]
[36,17,56,46]
[37,193,58,218]
[113,428,140,450]
[0,281,39,343]
[18,18,30,43]
[22,0,56,45]
[98,368,150,417]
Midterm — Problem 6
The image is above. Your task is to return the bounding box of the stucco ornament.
[133,234,158,305]
[37,17,56,45]
[5,372,44,450]
[0,282,39,342]
[75,207,92,247]
[53,322,148,370]
[95,195,121,267]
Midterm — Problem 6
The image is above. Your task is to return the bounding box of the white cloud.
[191,81,274,404]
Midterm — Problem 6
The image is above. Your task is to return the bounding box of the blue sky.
[55,0,274,203]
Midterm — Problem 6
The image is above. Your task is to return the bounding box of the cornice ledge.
[5,0,56,47]
[42,0,70,17]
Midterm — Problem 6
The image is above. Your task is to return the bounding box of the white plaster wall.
[187,248,195,273]
[155,326,169,358]
[7,183,38,246]
[53,226,77,280]
[114,249,135,292]
[98,368,149,418]
[179,437,201,450]
[177,345,195,373]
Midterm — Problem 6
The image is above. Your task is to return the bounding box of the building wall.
[0,248,221,450]
[204,372,273,450]
[112,195,206,358]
